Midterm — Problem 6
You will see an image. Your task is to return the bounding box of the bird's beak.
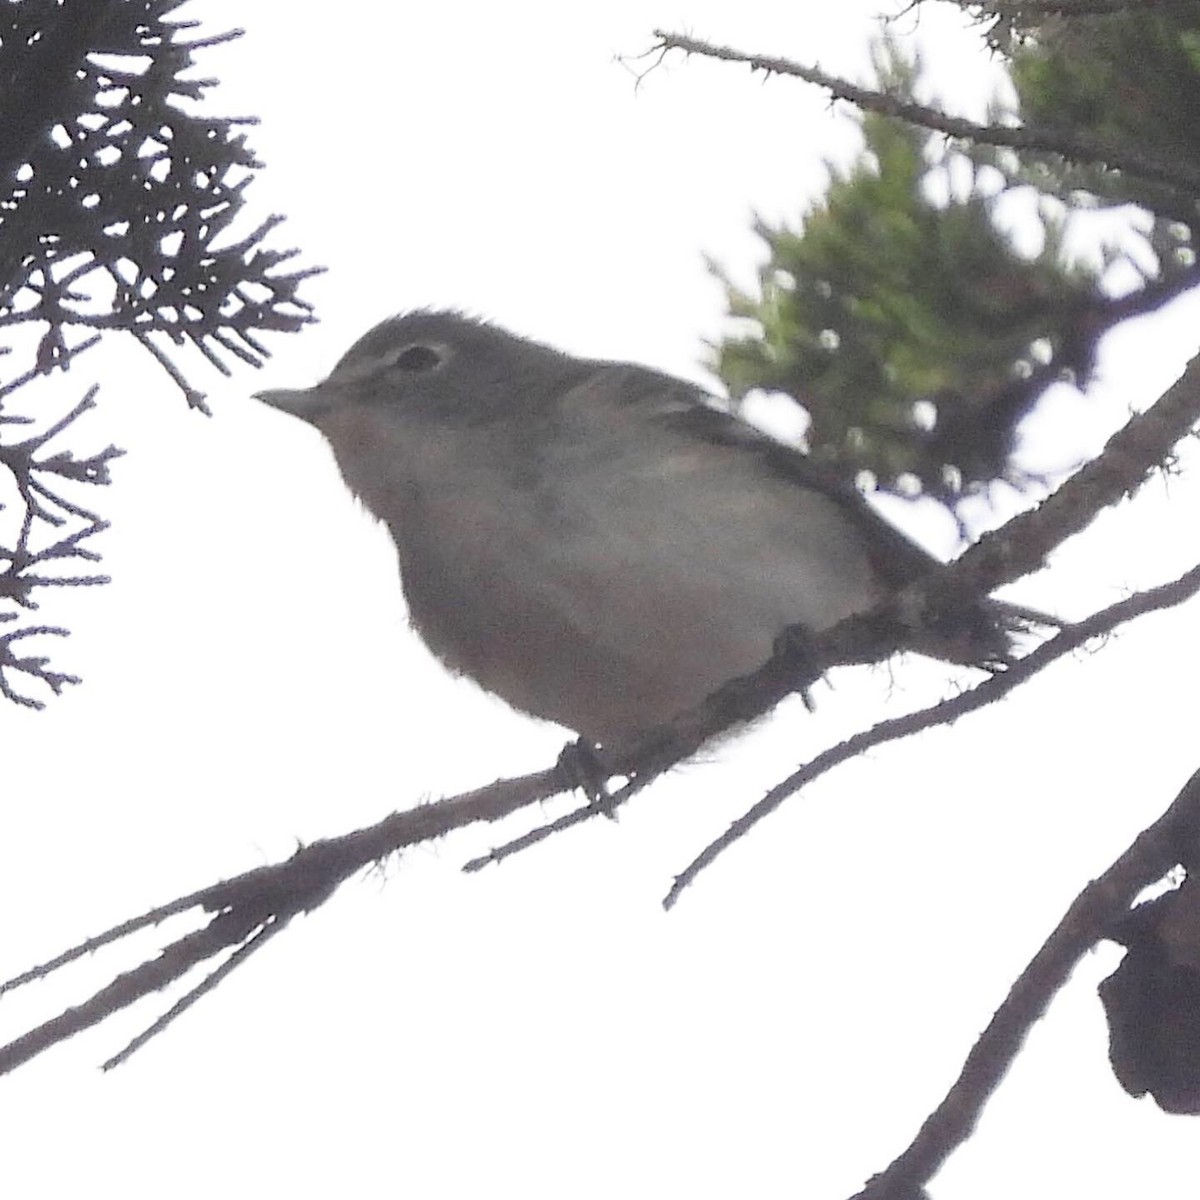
[253,385,334,423]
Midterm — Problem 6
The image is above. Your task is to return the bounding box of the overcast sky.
[3,2,1200,1196]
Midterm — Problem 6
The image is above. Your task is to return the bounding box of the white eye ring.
[386,343,446,372]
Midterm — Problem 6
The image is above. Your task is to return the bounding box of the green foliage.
[1010,1,1200,162]
[711,42,1103,505]
[1007,1,1200,255]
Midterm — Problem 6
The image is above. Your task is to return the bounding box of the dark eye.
[391,344,443,372]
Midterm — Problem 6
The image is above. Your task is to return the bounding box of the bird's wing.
[593,362,943,589]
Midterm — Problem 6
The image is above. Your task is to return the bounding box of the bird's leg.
[556,738,620,816]
[771,622,821,712]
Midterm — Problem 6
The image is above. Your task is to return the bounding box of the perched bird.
[256,310,1028,744]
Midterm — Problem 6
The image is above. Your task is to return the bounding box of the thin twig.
[666,561,1200,907]
[0,765,564,1073]
[130,331,211,413]
[650,29,1200,197]
[101,916,290,1071]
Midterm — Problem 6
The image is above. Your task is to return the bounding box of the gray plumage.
[256,310,1021,742]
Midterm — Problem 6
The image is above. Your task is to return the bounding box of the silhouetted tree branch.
[0,0,319,705]
[3,336,1198,1066]
[649,29,1200,195]
[7,22,1200,1195]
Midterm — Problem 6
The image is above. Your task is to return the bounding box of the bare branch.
[851,764,1200,1200]
[649,29,1200,197]
[0,764,566,1073]
[470,351,1200,875]
[101,918,290,1071]
[666,560,1200,906]
[4,335,1198,1063]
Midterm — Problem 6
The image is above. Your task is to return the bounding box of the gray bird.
[256,311,1029,744]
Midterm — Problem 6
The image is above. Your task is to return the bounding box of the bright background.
[4,2,1200,1195]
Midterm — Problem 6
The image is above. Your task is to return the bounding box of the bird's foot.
[771,622,821,712]
[557,738,620,818]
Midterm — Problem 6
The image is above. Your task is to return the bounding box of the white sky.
[4,2,1200,1196]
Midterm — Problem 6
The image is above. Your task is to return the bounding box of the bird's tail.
[979,597,1062,669]
[900,593,1060,672]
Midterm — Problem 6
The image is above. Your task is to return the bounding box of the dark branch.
[0,766,565,1073]
[665,560,1200,906]
[650,29,1200,197]
[0,2,321,704]
[852,764,1200,1200]
[3,334,1198,1065]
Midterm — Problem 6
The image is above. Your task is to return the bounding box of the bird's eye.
[390,344,443,372]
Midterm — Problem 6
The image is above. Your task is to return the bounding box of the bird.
[255,310,1034,744]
